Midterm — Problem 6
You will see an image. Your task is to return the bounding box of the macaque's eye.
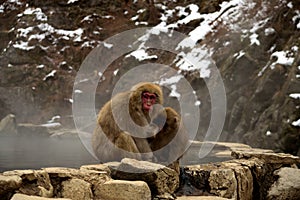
[142,92,157,100]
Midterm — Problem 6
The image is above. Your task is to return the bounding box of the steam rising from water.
[0,134,97,172]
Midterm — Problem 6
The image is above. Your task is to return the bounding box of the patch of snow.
[75,89,83,94]
[23,7,48,21]
[169,84,181,99]
[287,2,293,8]
[103,42,113,49]
[102,15,114,19]
[36,64,45,69]
[67,0,79,4]
[159,75,184,85]
[113,69,119,76]
[292,119,300,127]
[271,50,295,67]
[13,41,35,50]
[289,93,300,99]
[47,115,61,123]
[195,100,201,106]
[265,27,276,36]
[126,49,158,61]
[175,47,212,78]
[292,10,300,29]
[0,5,4,13]
[43,70,57,81]
[234,51,245,60]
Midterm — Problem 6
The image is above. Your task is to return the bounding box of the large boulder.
[267,167,300,200]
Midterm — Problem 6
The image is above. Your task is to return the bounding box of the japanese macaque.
[92,82,189,167]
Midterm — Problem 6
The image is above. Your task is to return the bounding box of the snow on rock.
[43,70,57,81]
[67,0,79,4]
[289,93,300,99]
[292,119,300,127]
[126,49,158,61]
[270,50,295,68]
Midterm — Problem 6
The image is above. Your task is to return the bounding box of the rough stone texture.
[0,174,22,198]
[177,196,230,200]
[95,179,151,200]
[110,158,180,195]
[61,178,93,200]
[4,170,53,197]
[80,163,111,175]
[0,114,18,135]
[267,167,300,200]
[183,160,254,200]
[11,193,71,200]
[1,145,300,200]
[209,168,238,199]
[231,148,300,165]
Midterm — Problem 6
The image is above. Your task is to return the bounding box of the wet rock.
[0,174,22,198]
[110,158,180,196]
[95,180,151,200]
[0,114,18,135]
[267,167,300,200]
[11,193,71,200]
[61,178,93,200]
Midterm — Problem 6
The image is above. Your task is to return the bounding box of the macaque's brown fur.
[92,82,189,169]
[149,107,189,166]
[92,82,163,162]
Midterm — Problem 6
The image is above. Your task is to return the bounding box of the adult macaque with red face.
[92,82,188,169]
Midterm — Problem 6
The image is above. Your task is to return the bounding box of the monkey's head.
[130,82,163,113]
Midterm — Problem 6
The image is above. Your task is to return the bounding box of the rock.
[177,196,230,200]
[61,178,93,200]
[183,159,253,200]
[0,114,18,135]
[80,164,111,175]
[11,193,71,200]
[267,167,300,200]
[231,148,300,165]
[111,158,180,196]
[95,179,151,200]
[43,167,111,187]
[3,169,53,197]
[0,174,22,198]
[209,168,238,199]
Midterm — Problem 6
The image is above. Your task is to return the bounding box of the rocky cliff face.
[0,0,299,155]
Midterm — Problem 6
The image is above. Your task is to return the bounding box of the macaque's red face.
[142,92,157,112]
